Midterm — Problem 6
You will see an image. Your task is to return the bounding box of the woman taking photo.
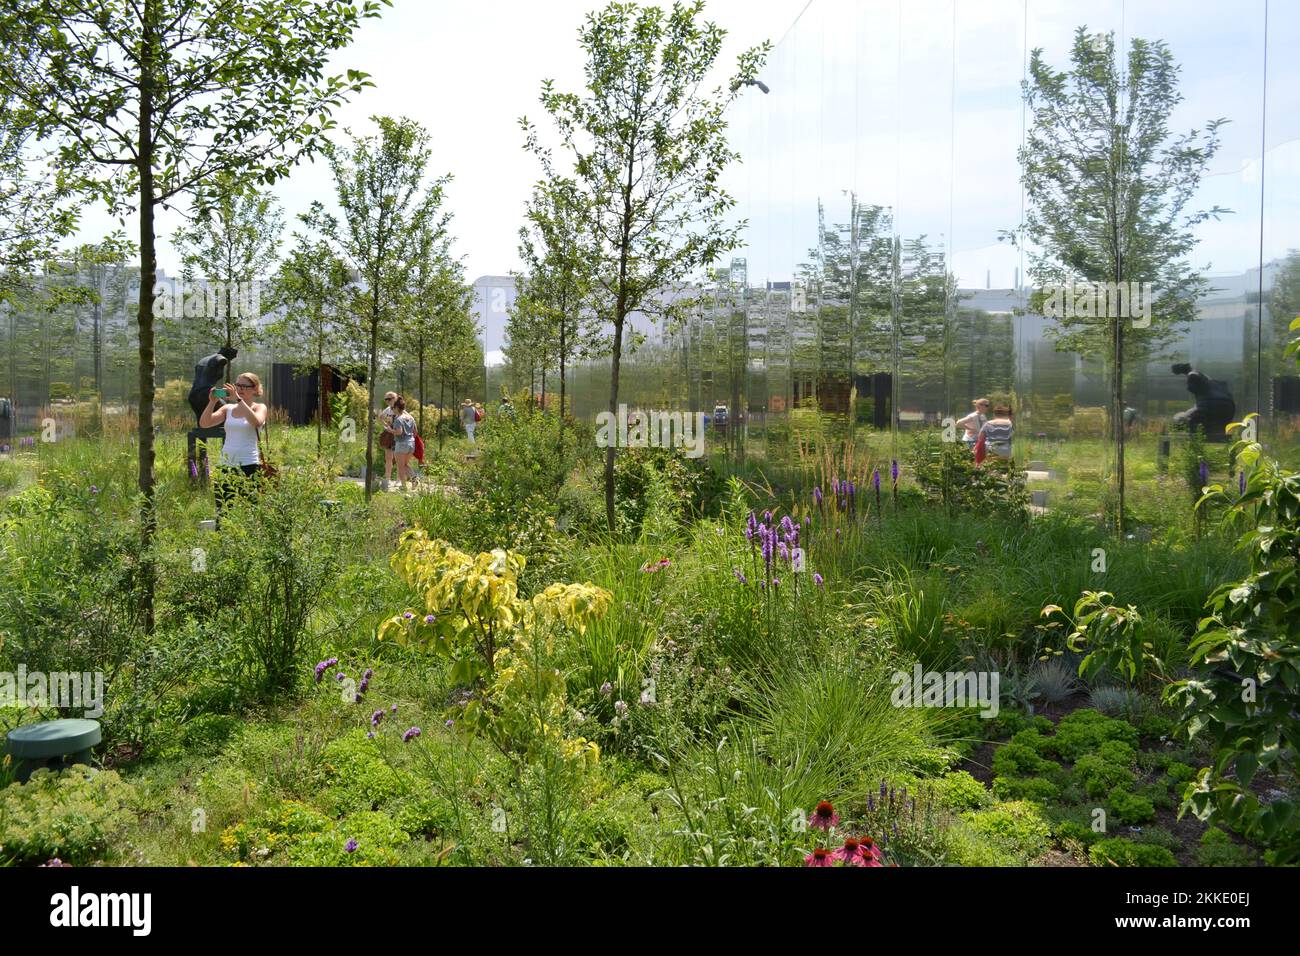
[199,372,269,523]
[383,396,417,492]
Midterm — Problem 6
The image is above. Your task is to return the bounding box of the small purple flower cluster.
[313,657,339,683]
[402,726,422,743]
[745,510,807,586]
[344,838,358,853]
[814,476,861,516]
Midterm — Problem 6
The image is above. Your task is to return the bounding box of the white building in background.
[472,275,516,367]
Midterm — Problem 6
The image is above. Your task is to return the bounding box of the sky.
[73,0,811,284]
[70,0,1299,303]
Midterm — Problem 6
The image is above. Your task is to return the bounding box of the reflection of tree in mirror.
[1010,26,1229,530]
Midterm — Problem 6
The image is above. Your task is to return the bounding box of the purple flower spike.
[734,568,748,585]
[345,839,358,853]
[402,726,422,743]
[371,709,384,726]
[354,693,362,704]
[814,572,824,587]
[813,487,823,509]
[891,459,899,482]
[335,672,346,682]
[872,469,881,491]
[390,703,398,713]
[363,669,373,681]
[1199,460,1209,487]
[763,510,772,524]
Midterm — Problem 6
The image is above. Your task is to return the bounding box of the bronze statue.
[1170,362,1235,442]
[188,346,238,423]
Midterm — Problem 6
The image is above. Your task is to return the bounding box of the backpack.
[474,406,483,422]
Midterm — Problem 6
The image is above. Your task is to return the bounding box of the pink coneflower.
[809,800,839,831]
[832,838,867,866]
[804,847,835,867]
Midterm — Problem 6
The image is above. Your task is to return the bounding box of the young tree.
[514,178,595,462]
[0,0,386,628]
[0,91,82,303]
[1010,27,1227,531]
[174,172,285,350]
[396,220,474,438]
[521,0,768,532]
[305,116,451,499]
[429,307,483,450]
[264,232,352,454]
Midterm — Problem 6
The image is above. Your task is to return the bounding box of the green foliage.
[908,432,1029,519]
[1045,591,1159,684]
[1071,743,1133,796]
[930,771,992,812]
[961,801,1052,863]
[992,776,1061,804]
[1197,827,1258,867]
[1166,414,1300,862]
[1053,819,1103,848]
[1050,709,1139,761]
[0,768,136,865]
[1089,837,1177,867]
[614,447,717,537]
[992,741,1059,778]
[210,467,353,700]
[320,731,412,814]
[219,799,408,866]
[1106,787,1156,825]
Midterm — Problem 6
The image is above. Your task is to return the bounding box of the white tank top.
[220,407,261,466]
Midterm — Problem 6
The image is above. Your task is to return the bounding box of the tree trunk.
[136,1,159,635]
[418,338,425,435]
[316,336,323,456]
[1113,314,1126,533]
[558,289,566,473]
[364,281,379,501]
[604,316,623,533]
[438,375,445,450]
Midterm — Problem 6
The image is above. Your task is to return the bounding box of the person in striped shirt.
[977,405,1015,459]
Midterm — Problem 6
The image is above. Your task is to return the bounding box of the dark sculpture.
[188,346,237,423]
[1170,362,1235,442]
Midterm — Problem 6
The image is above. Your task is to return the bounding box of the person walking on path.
[461,398,478,444]
[199,372,268,525]
[383,396,417,491]
[379,391,398,492]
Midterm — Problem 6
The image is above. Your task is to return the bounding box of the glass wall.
[606,0,1300,521]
